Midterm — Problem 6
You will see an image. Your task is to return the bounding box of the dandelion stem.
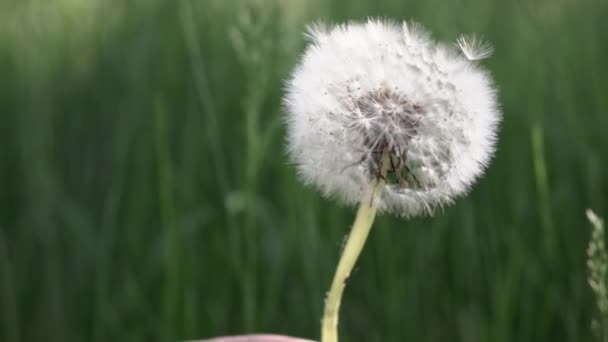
[321,152,389,342]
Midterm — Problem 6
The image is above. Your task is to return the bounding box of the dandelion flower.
[283,19,501,342]
[284,19,501,217]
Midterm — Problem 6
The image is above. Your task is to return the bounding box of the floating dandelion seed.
[456,34,494,61]
[283,19,501,342]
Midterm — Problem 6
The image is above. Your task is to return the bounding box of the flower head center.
[350,89,425,189]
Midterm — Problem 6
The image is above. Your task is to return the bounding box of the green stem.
[321,153,388,342]
[531,123,555,259]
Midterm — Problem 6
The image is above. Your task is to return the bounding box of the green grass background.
[1,0,607,341]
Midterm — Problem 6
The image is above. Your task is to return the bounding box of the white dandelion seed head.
[283,19,501,217]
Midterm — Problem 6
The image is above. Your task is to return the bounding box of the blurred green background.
[1,0,607,341]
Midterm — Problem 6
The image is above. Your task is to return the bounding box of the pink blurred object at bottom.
[198,334,316,342]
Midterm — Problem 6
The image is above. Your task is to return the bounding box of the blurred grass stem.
[155,98,179,340]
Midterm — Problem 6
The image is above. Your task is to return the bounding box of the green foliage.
[0,0,607,341]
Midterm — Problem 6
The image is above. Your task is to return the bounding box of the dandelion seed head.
[284,19,501,217]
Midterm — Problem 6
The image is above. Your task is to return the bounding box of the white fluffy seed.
[283,19,501,217]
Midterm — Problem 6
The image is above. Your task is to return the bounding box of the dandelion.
[283,19,501,342]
